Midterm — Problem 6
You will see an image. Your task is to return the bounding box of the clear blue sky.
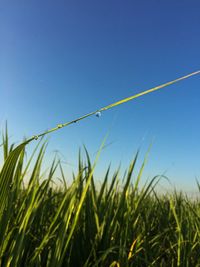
[0,0,200,191]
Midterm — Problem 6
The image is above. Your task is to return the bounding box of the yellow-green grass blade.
[0,141,29,216]
[100,70,200,111]
[56,136,108,267]
[3,146,50,266]
[170,198,183,267]
[28,70,200,141]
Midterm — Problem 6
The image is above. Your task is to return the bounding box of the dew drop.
[95,111,101,118]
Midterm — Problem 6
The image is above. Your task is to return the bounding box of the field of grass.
[0,127,200,267]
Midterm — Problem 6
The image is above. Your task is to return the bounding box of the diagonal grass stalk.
[28,70,200,142]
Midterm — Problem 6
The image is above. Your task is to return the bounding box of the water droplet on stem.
[95,111,101,118]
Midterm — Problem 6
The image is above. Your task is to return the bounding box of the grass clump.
[0,128,200,267]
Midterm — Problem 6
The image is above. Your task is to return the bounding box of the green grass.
[0,127,200,267]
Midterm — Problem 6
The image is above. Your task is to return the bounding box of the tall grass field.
[0,126,200,267]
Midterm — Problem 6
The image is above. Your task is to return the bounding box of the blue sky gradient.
[0,0,200,191]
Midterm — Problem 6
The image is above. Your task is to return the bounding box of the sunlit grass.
[0,127,200,267]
